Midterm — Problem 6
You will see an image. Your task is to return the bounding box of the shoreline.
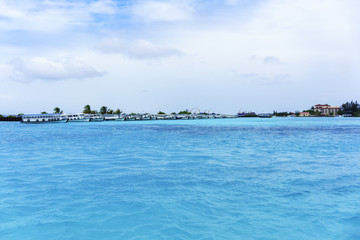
[0,114,356,122]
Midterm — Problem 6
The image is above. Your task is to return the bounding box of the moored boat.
[125,115,136,121]
[258,113,273,118]
[115,115,126,121]
[103,114,125,121]
[85,114,104,122]
[21,114,68,123]
[65,113,90,122]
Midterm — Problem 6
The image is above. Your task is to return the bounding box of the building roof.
[314,104,330,107]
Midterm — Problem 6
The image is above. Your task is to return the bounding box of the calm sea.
[1,118,360,239]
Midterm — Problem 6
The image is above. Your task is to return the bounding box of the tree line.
[82,105,122,114]
[339,101,360,116]
[3,101,360,118]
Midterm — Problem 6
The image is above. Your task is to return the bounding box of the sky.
[0,0,359,114]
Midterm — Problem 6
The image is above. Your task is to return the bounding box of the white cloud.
[89,0,117,14]
[132,1,194,22]
[97,38,182,59]
[0,1,24,19]
[0,0,117,32]
[263,56,280,65]
[10,57,104,81]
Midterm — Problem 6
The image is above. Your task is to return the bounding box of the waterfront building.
[313,104,341,115]
[299,112,310,117]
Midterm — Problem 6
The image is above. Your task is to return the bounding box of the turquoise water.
[1,118,360,239]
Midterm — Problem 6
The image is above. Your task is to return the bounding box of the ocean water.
[1,118,360,240]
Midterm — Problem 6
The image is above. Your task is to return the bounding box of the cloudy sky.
[1,0,359,114]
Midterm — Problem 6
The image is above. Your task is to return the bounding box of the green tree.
[158,111,165,114]
[100,106,108,114]
[342,101,360,115]
[41,111,47,114]
[53,107,63,114]
[273,111,289,117]
[179,110,191,114]
[304,109,315,115]
[83,105,91,114]
[114,109,122,114]
[107,109,114,114]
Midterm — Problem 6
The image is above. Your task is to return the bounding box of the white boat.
[65,113,90,122]
[156,115,166,120]
[165,115,176,120]
[85,114,104,122]
[142,115,151,120]
[125,115,136,121]
[115,115,125,121]
[21,114,68,123]
[103,114,125,121]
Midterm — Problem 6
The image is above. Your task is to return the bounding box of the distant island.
[1,101,360,122]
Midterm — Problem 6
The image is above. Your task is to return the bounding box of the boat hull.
[90,118,104,122]
[68,119,91,122]
[22,119,68,123]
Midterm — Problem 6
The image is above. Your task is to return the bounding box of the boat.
[21,114,68,123]
[65,113,90,122]
[85,114,104,122]
[141,114,152,120]
[258,113,273,118]
[103,114,125,121]
[176,115,189,120]
[156,115,166,120]
[115,115,126,121]
[165,115,176,120]
[125,115,136,121]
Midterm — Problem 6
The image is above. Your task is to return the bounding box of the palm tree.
[100,106,108,114]
[83,105,91,114]
[53,107,63,114]
[114,109,122,114]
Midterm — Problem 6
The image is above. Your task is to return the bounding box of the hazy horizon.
[1,0,359,114]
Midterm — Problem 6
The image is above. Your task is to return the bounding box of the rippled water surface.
[1,118,360,239]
